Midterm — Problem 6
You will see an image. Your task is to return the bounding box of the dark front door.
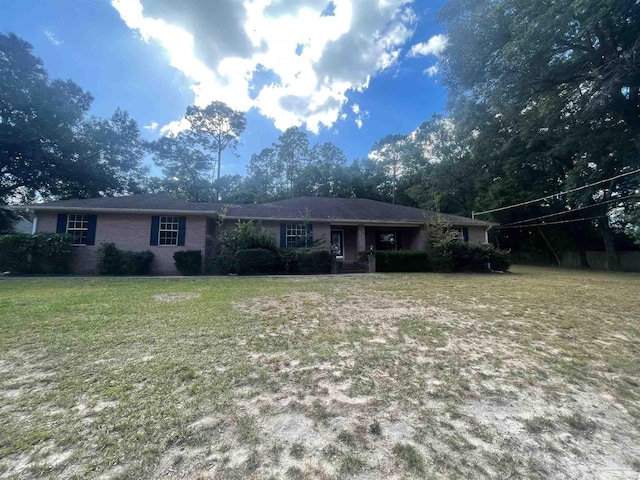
[331,230,344,257]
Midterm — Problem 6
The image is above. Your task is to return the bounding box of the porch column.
[357,225,366,253]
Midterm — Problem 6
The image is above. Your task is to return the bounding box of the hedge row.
[0,233,74,274]
[368,241,510,273]
[211,247,332,275]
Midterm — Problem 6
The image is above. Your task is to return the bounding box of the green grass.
[1,266,639,478]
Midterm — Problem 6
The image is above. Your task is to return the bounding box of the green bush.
[97,243,121,275]
[375,250,431,272]
[121,250,154,275]
[226,221,278,252]
[173,250,202,275]
[295,247,332,274]
[278,248,299,274]
[0,233,74,274]
[209,249,236,275]
[97,243,154,275]
[430,239,511,273]
[488,247,511,271]
[235,248,279,275]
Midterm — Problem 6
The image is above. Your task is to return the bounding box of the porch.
[329,224,426,264]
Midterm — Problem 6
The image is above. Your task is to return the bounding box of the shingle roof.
[213,197,491,226]
[23,193,207,212]
[19,194,491,226]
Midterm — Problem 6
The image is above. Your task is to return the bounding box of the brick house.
[19,194,493,275]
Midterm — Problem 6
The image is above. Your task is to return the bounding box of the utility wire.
[495,216,607,230]
[499,194,640,227]
[472,168,640,218]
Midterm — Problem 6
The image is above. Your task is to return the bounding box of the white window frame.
[285,224,309,248]
[67,214,89,246]
[158,216,180,246]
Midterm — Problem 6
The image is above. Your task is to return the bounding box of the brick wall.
[36,212,208,275]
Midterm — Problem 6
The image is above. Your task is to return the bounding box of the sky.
[1,0,449,177]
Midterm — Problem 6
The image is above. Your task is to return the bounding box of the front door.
[331,230,344,257]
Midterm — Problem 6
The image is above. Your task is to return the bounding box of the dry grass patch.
[1,267,639,478]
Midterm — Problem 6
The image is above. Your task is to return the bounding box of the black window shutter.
[150,216,160,246]
[56,214,68,234]
[178,217,186,246]
[462,227,469,242]
[280,224,287,247]
[86,215,97,245]
[306,223,313,247]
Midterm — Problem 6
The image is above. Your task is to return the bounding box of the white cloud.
[143,121,159,131]
[112,0,417,134]
[409,33,447,58]
[349,103,368,129]
[424,65,439,77]
[44,30,63,46]
[159,118,191,137]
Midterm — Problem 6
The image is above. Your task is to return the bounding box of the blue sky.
[1,0,448,176]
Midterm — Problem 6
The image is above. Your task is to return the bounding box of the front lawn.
[1,266,639,479]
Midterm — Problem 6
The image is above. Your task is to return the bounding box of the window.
[67,214,89,245]
[379,233,395,244]
[159,216,180,246]
[285,224,311,248]
[57,214,96,245]
[150,216,186,246]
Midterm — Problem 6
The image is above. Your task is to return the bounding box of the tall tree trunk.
[217,148,222,181]
[598,220,622,271]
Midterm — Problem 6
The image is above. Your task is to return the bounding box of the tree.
[1,33,147,203]
[247,146,286,202]
[147,132,213,202]
[439,0,640,269]
[245,127,312,201]
[277,127,310,197]
[297,142,349,197]
[213,174,254,203]
[185,101,246,183]
[405,115,475,215]
[371,134,422,204]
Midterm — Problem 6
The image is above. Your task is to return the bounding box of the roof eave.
[10,205,213,216]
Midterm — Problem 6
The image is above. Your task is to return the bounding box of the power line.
[499,194,640,227]
[472,167,640,218]
[494,216,607,230]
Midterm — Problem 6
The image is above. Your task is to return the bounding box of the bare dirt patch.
[153,292,202,302]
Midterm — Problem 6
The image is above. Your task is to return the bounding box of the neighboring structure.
[15,194,493,275]
[13,215,34,234]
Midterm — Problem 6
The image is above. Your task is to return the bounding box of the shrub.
[278,248,299,274]
[120,250,154,275]
[97,243,122,275]
[430,239,510,273]
[97,243,154,275]
[173,250,202,275]
[0,233,74,274]
[235,248,279,275]
[488,247,511,271]
[277,247,331,274]
[209,249,236,275]
[375,250,431,272]
[225,221,277,252]
[295,247,332,274]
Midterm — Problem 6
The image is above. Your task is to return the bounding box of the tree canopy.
[0,33,147,205]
